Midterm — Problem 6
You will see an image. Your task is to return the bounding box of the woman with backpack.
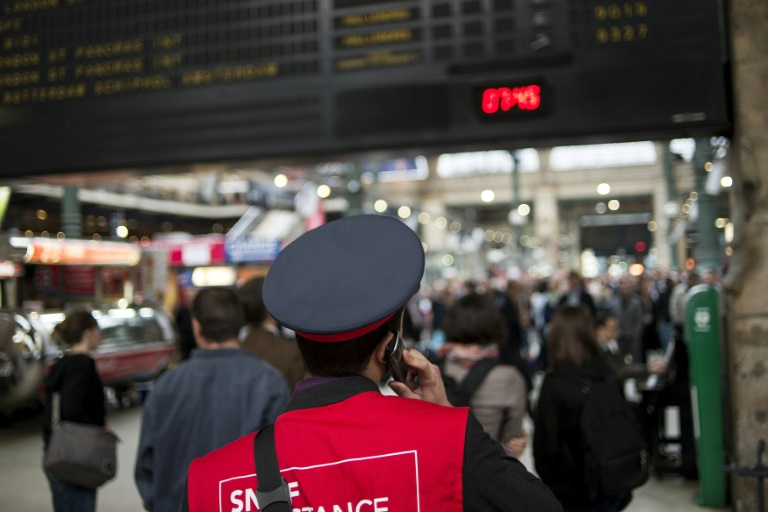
[439,292,528,457]
[533,305,644,512]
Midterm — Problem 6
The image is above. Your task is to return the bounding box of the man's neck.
[202,338,241,350]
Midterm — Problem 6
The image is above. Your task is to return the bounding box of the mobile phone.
[384,330,408,383]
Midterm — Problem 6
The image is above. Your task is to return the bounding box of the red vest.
[187,390,468,512]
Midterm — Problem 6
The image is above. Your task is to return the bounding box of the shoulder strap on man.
[253,424,292,512]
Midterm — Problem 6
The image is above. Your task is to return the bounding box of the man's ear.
[374,332,395,365]
[192,318,206,349]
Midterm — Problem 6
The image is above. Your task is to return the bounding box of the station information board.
[0,0,730,175]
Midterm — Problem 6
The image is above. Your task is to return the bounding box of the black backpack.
[440,358,500,407]
[557,371,649,499]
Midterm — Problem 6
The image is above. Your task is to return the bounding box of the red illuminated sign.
[481,85,542,114]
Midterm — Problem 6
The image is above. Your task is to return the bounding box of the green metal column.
[510,151,522,264]
[345,162,363,217]
[692,139,720,272]
[61,185,82,239]
[684,284,727,506]
[662,143,680,270]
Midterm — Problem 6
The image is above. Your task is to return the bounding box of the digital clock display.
[481,85,543,114]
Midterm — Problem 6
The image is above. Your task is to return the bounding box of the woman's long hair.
[547,305,599,370]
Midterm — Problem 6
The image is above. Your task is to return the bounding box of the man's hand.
[388,349,451,406]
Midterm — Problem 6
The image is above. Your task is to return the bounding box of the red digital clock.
[481,85,542,114]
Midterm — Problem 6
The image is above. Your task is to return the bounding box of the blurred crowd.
[401,267,718,376]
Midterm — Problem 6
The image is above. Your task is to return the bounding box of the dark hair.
[594,308,617,328]
[547,305,599,370]
[238,277,268,326]
[442,293,506,346]
[192,288,244,343]
[296,308,404,377]
[53,310,98,346]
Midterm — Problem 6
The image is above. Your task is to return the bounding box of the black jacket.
[533,357,613,507]
[42,353,105,449]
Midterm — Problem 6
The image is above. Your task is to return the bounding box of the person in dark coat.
[533,305,631,512]
[558,270,596,318]
[238,276,305,392]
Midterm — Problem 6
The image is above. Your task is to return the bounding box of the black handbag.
[44,392,119,489]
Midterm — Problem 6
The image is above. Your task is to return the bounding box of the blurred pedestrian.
[135,288,290,512]
[595,310,667,387]
[610,277,643,363]
[238,276,305,392]
[558,270,597,318]
[534,305,632,512]
[42,310,106,512]
[441,292,529,458]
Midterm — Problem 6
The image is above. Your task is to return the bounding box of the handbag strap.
[253,424,292,512]
[51,392,61,429]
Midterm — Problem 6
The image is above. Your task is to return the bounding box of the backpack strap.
[253,424,292,512]
[457,358,501,400]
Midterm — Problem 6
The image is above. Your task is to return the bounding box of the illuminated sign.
[24,239,141,266]
[0,260,21,278]
[0,0,730,175]
[480,85,543,116]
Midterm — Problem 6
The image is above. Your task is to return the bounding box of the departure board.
[0,0,730,175]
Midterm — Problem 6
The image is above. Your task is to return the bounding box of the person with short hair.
[135,287,290,512]
[238,276,305,392]
[440,292,529,458]
[184,215,561,512]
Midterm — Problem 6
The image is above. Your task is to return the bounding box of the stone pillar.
[534,148,560,268]
[418,158,448,253]
[723,2,768,510]
[661,142,680,270]
[533,184,559,268]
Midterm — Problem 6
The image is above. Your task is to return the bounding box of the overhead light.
[481,190,495,203]
[274,174,288,188]
[316,184,331,198]
[597,183,611,195]
[721,176,733,188]
[517,204,531,216]
[418,212,430,224]
[374,199,388,212]
[608,200,620,211]
[398,206,411,218]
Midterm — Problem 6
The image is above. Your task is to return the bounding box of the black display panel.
[0,0,730,175]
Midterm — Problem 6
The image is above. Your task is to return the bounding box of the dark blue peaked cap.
[263,215,425,342]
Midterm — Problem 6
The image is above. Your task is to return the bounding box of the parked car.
[0,306,177,416]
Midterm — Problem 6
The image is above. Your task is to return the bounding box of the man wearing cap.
[184,215,561,512]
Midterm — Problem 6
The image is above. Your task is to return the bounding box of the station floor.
[0,399,729,512]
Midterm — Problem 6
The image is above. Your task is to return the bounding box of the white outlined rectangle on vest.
[220,450,421,512]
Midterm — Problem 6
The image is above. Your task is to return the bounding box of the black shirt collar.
[285,376,380,413]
